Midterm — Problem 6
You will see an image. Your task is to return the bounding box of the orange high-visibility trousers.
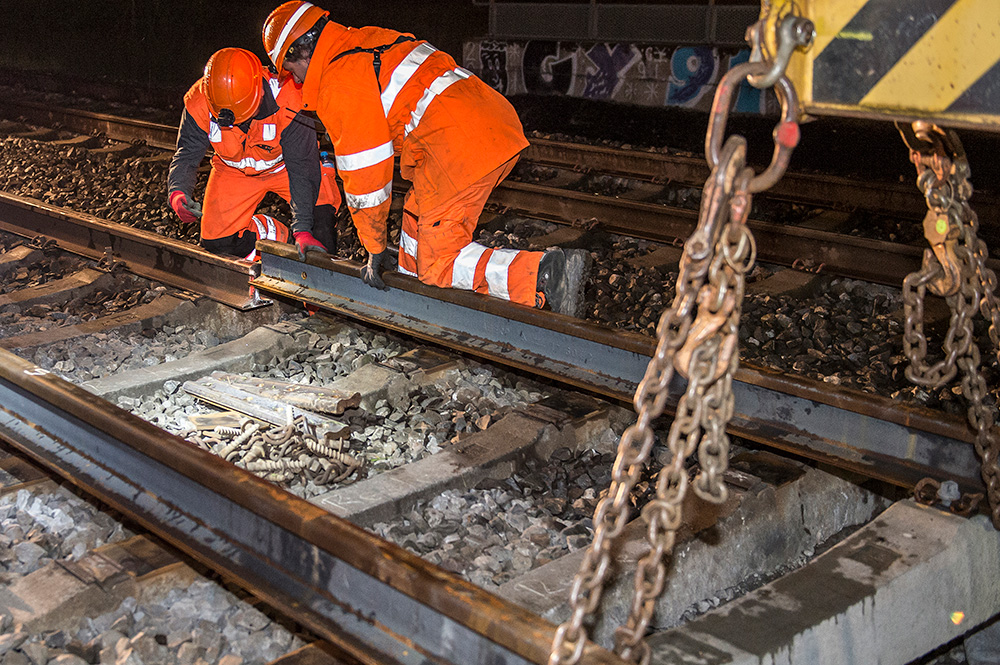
[200,162,342,240]
[397,156,543,308]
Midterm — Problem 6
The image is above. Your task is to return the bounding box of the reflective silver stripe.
[484,247,518,299]
[269,2,315,64]
[381,42,437,116]
[251,217,267,236]
[336,141,394,172]
[452,242,488,291]
[259,215,278,240]
[398,265,417,276]
[346,181,392,209]
[269,77,282,100]
[404,68,471,136]
[209,121,222,143]
[247,216,278,259]
[399,229,418,258]
[220,154,284,172]
[263,124,276,141]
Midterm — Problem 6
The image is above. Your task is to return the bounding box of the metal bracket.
[96,246,126,274]
[747,14,815,90]
[28,235,57,251]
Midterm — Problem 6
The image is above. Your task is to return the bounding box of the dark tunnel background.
[2,1,488,92]
[3,1,999,186]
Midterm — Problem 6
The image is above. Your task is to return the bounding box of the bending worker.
[167,47,341,260]
[261,2,591,316]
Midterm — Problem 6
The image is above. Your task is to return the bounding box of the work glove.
[361,249,390,291]
[293,231,327,260]
[168,191,202,225]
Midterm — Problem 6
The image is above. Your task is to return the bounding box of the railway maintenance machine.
[756,0,1000,526]
[548,3,1000,664]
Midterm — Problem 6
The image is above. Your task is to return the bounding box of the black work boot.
[537,248,591,317]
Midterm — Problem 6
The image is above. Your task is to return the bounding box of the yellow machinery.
[758,0,1000,131]
[750,0,1000,529]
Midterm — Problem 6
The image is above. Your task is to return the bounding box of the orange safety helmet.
[262,1,328,72]
[204,48,264,126]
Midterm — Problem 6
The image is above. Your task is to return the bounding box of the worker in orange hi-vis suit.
[261,2,592,316]
[167,47,343,261]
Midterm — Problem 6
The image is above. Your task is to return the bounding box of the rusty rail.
[253,240,987,496]
[0,346,626,665]
[524,137,1000,222]
[0,191,263,309]
[4,97,998,286]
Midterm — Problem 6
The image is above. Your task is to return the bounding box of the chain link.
[898,122,1000,528]
[549,36,801,662]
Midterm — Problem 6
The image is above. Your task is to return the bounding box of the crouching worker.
[262,2,591,316]
[167,47,342,261]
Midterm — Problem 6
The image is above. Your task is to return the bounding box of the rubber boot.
[537,248,592,317]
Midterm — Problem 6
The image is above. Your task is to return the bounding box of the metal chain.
[549,36,804,662]
[899,122,1000,528]
[964,205,1000,367]
[613,165,754,665]
[902,245,979,387]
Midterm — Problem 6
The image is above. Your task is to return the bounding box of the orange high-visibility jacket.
[300,22,529,254]
[184,67,302,177]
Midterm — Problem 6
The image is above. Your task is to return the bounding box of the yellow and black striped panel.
[775,0,1000,131]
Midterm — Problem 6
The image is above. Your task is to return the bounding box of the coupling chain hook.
[898,121,1000,528]
[548,9,806,665]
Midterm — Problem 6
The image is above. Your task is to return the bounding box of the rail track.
[0,230,994,665]
[0,90,999,664]
[4,94,999,286]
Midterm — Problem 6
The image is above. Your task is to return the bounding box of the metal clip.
[922,210,961,296]
[791,258,825,274]
[706,64,800,194]
[96,246,124,273]
[28,235,57,251]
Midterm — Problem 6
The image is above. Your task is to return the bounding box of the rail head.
[0,347,626,665]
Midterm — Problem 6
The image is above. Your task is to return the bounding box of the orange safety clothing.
[298,21,530,258]
[397,156,543,307]
[200,159,340,241]
[170,63,341,241]
[185,67,302,179]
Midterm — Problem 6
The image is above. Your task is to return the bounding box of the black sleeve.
[167,110,211,198]
[280,111,322,235]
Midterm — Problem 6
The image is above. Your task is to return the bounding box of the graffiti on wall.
[465,40,773,114]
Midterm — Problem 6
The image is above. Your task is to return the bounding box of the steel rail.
[0,347,626,665]
[253,241,986,496]
[0,129,986,493]
[488,179,984,287]
[0,191,264,310]
[6,98,997,286]
[0,98,178,150]
[524,137,1000,222]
